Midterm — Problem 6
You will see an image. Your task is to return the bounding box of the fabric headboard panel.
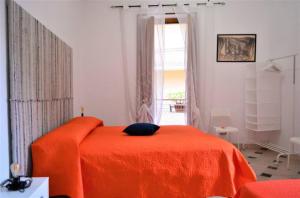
[8,0,73,175]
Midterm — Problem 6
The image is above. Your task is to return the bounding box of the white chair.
[287,137,300,169]
[210,109,240,149]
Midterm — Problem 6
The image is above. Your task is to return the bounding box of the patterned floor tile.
[248,155,257,159]
[267,165,278,170]
[255,151,264,154]
[260,172,273,177]
[260,147,269,151]
[241,147,300,181]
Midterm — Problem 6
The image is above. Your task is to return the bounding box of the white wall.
[0,0,10,181]
[212,1,299,147]
[16,0,87,118]
[17,0,135,125]
[15,1,300,147]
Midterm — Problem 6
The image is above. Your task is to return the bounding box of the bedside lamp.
[80,106,84,117]
[10,163,20,178]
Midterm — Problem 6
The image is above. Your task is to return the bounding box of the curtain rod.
[269,53,298,85]
[269,53,298,62]
[110,1,226,9]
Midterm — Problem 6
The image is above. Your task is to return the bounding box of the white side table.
[0,177,49,198]
[214,126,240,149]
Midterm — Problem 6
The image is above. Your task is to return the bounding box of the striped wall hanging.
[8,0,73,175]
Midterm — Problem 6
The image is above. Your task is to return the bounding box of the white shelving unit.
[245,64,281,132]
[245,55,297,164]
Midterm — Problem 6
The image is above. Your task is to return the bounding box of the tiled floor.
[208,146,300,198]
[241,146,300,181]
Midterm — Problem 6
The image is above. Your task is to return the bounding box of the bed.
[31,117,256,198]
[234,179,300,198]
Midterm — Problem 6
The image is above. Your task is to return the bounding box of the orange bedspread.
[32,117,256,198]
[234,179,300,198]
[32,117,103,198]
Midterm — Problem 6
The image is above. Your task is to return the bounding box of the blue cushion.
[123,123,160,136]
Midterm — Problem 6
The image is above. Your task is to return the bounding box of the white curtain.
[119,10,136,123]
[173,6,216,130]
[136,14,166,124]
[174,12,202,129]
[198,8,216,131]
[120,10,165,124]
[119,6,215,128]
[185,14,202,129]
[136,15,155,123]
[153,16,165,124]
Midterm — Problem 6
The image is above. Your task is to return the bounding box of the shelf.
[246,127,280,132]
[257,102,279,105]
[246,121,258,125]
[245,65,281,132]
[245,101,257,104]
[246,89,278,92]
[246,120,279,125]
[246,114,280,118]
[255,142,288,154]
[246,113,257,117]
[245,101,280,105]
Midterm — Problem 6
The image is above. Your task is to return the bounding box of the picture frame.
[217,34,257,62]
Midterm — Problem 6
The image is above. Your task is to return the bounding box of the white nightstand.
[0,177,49,198]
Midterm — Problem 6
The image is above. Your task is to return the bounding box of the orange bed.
[32,117,256,198]
[234,179,300,198]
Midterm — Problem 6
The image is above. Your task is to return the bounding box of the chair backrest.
[210,108,232,127]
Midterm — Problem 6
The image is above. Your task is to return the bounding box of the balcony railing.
[157,98,186,113]
[159,99,186,125]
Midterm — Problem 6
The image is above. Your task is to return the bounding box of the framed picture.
[217,34,256,62]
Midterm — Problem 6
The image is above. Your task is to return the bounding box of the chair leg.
[287,153,290,170]
[287,142,293,169]
[237,133,240,150]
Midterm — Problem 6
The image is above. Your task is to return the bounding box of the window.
[154,20,187,125]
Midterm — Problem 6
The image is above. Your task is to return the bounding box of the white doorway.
[154,19,187,125]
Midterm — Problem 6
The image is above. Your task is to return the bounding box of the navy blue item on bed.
[123,123,160,136]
